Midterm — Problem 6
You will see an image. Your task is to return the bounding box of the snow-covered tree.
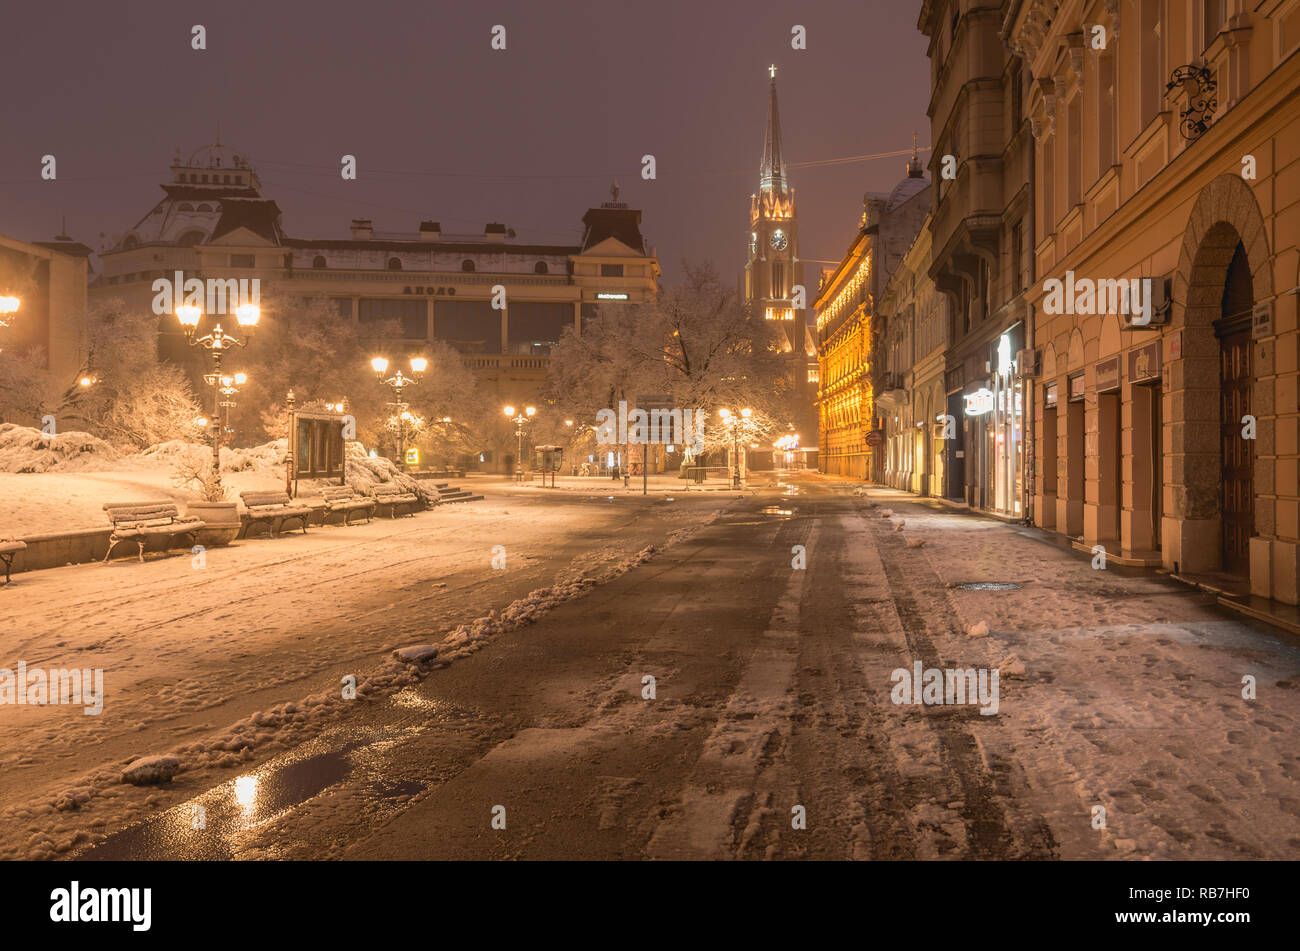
[544,263,789,466]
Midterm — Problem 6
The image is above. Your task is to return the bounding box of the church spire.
[760,66,787,195]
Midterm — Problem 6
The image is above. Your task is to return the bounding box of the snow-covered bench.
[238,490,312,539]
[321,485,376,526]
[0,539,26,584]
[102,503,206,563]
[368,482,420,518]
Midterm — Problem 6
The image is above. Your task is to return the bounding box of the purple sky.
[0,0,930,285]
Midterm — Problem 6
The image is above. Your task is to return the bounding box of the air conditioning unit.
[1016,347,1041,378]
[1121,276,1171,329]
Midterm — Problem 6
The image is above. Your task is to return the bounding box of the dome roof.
[886,174,928,211]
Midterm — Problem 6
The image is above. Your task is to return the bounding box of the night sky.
[1,0,930,285]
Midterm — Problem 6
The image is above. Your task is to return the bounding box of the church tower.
[745,66,799,325]
[744,67,816,452]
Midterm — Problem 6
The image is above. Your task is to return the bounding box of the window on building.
[507,301,571,355]
[196,203,213,213]
[1067,93,1082,209]
[433,299,496,353]
[230,253,254,268]
[359,298,426,339]
[177,203,194,212]
[1011,221,1023,294]
[535,261,548,274]
[177,230,204,248]
[1041,133,1056,233]
[1010,62,1023,127]
[1203,0,1225,47]
[387,257,402,270]
[1098,49,1117,174]
[1139,0,1163,129]
[313,255,327,269]
[461,259,475,272]
[121,234,139,250]
[600,263,624,277]
[332,298,353,319]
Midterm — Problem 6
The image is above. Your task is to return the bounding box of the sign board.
[636,394,674,409]
[534,445,564,472]
[295,414,347,480]
[1068,373,1086,402]
[1044,382,1059,408]
[1095,356,1121,393]
[1253,301,1274,339]
[405,447,420,466]
[1167,330,1182,361]
[964,388,995,416]
[865,430,884,447]
[1128,340,1161,385]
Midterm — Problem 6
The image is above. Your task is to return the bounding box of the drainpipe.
[1022,87,1037,527]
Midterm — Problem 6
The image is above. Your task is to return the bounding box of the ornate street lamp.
[177,302,259,487]
[718,407,753,488]
[211,371,247,442]
[504,404,536,483]
[373,355,426,466]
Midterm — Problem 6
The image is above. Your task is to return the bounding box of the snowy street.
[12,476,1295,861]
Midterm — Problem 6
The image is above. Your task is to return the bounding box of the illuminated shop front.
[962,324,1024,518]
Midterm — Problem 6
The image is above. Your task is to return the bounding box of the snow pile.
[0,424,122,473]
[139,438,287,473]
[966,621,989,638]
[344,442,437,505]
[393,645,439,664]
[121,755,181,786]
[906,537,926,549]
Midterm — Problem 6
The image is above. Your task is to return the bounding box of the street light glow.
[409,356,428,374]
[0,296,20,315]
[176,304,202,328]
[371,357,389,375]
[235,303,260,328]
[234,372,247,385]
[525,406,536,417]
[503,405,515,417]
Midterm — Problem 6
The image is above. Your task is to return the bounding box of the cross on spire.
[769,64,777,79]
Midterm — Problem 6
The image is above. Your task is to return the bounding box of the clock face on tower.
[769,229,788,251]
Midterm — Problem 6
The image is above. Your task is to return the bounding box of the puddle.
[952,582,1022,591]
[82,740,367,860]
[759,506,794,518]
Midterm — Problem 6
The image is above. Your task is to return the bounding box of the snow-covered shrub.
[169,445,228,502]
[0,423,122,473]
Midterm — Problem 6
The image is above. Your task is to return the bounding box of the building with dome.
[90,143,660,437]
[813,145,931,480]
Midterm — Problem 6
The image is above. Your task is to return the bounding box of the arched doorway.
[1171,174,1273,577]
[1217,241,1254,574]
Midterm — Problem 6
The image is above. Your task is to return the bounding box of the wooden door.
[1219,328,1253,574]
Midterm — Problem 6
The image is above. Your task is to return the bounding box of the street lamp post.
[211,371,247,445]
[372,356,426,467]
[503,404,536,483]
[718,407,753,488]
[176,302,259,488]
